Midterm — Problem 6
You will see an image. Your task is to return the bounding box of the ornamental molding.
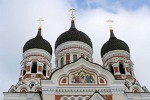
[21,56,51,67]
[102,50,130,63]
[42,87,125,95]
[55,41,93,56]
[23,49,52,61]
[56,47,92,59]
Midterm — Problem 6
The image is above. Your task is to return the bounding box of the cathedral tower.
[55,10,93,68]
[8,25,53,93]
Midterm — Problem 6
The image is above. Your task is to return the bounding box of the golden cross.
[107,19,113,30]
[69,8,76,20]
[37,18,44,28]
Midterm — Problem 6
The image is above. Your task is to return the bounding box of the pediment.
[50,58,117,86]
[89,91,106,100]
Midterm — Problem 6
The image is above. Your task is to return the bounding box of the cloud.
[1,0,150,99]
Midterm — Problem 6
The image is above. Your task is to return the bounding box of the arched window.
[119,63,125,74]
[61,57,64,67]
[66,53,70,64]
[31,62,37,73]
[23,70,26,76]
[43,64,46,76]
[109,64,114,74]
[73,54,77,62]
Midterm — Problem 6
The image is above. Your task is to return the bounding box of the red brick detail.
[126,75,132,79]
[36,74,43,78]
[126,67,129,72]
[105,95,112,100]
[24,74,31,78]
[66,53,70,64]
[26,66,30,72]
[100,79,104,83]
[61,78,66,83]
[114,67,119,73]
[55,95,61,100]
[115,75,122,79]
[38,66,42,72]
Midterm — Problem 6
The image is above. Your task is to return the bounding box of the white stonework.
[3,21,150,100]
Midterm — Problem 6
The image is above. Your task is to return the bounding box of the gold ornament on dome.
[69,8,76,21]
[37,18,44,29]
[107,19,113,30]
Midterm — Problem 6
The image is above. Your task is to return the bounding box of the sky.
[1,0,150,99]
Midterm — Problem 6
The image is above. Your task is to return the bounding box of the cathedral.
[3,10,150,100]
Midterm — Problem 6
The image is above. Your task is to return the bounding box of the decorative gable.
[89,91,106,100]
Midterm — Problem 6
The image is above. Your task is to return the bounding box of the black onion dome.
[101,29,130,57]
[55,20,92,49]
[23,28,52,55]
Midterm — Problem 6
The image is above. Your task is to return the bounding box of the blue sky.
[69,0,150,12]
[1,0,150,99]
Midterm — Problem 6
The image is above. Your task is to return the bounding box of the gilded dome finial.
[107,19,113,30]
[69,8,76,21]
[37,18,44,30]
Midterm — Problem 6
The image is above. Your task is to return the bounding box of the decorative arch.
[98,76,107,86]
[59,76,68,85]
[20,88,27,92]
[133,87,140,93]
[17,84,30,92]
[129,85,144,92]
[69,67,97,84]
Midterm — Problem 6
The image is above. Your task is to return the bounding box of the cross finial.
[37,18,44,29]
[107,19,113,30]
[69,8,76,21]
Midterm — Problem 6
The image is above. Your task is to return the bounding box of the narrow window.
[73,54,77,62]
[43,64,46,76]
[119,63,125,74]
[31,62,37,73]
[61,57,64,67]
[130,71,132,76]
[110,64,114,74]
[23,70,26,75]
[66,53,70,64]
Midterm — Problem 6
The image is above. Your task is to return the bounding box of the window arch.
[119,63,125,74]
[73,54,77,62]
[43,64,46,76]
[66,53,70,64]
[61,57,64,67]
[20,88,27,93]
[70,96,75,100]
[31,62,37,73]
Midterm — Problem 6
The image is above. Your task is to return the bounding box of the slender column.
[26,62,32,74]
[112,63,120,75]
[37,62,44,74]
